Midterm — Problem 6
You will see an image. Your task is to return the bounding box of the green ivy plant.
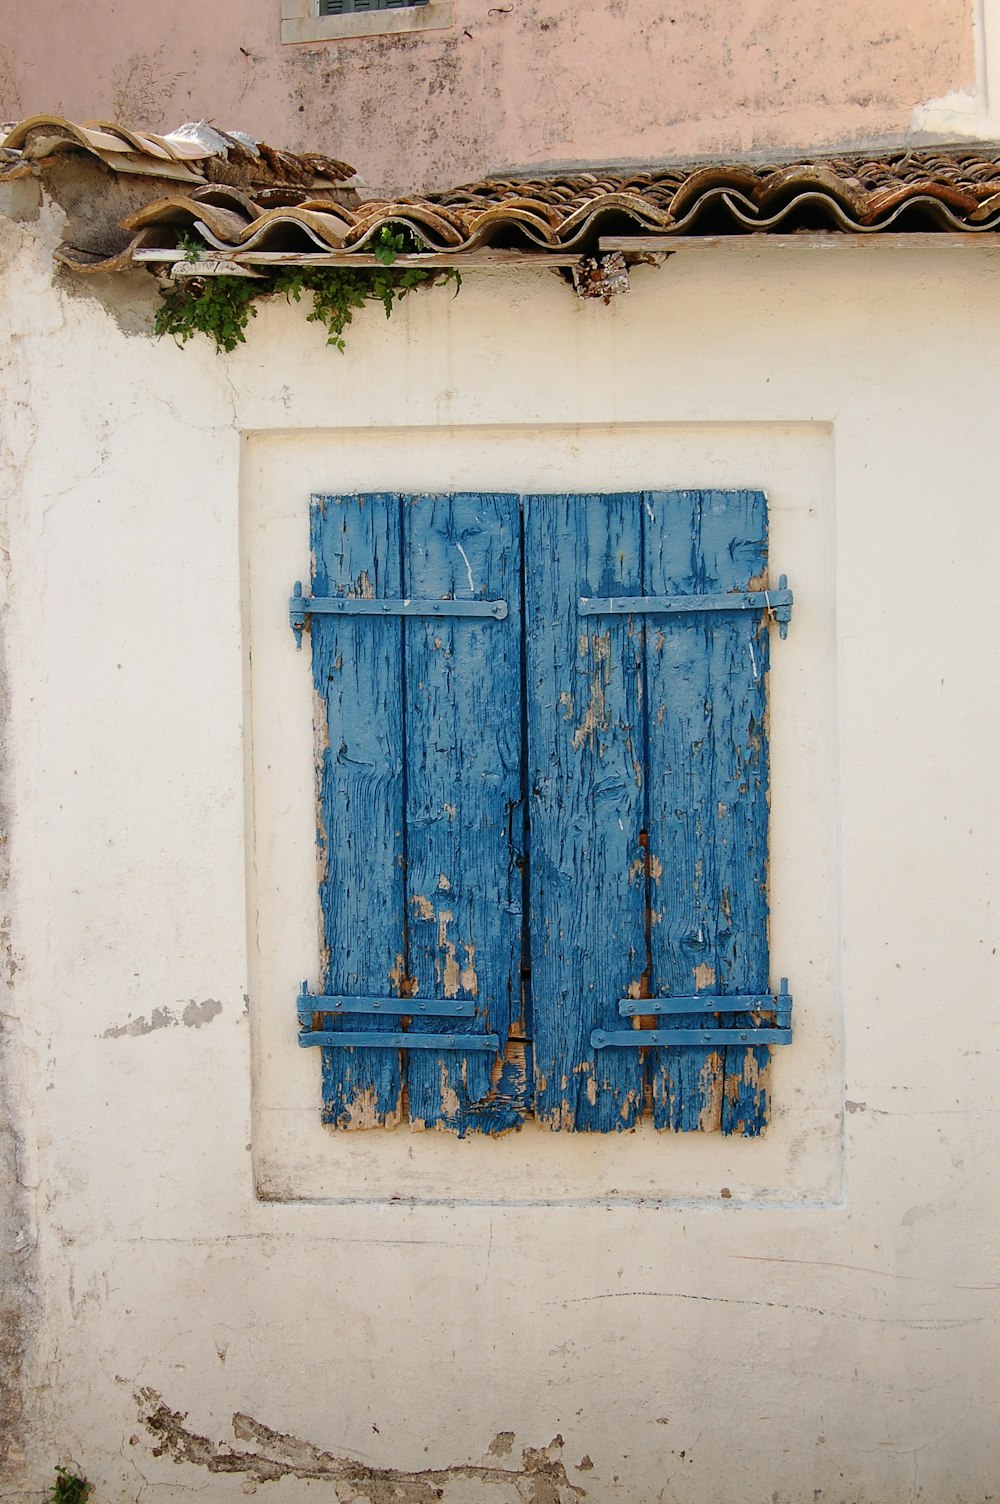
[153,227,461,355]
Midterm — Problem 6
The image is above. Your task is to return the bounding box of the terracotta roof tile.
[5,119,1000,273]
[110,146,1000,271]
[0,114,357,190]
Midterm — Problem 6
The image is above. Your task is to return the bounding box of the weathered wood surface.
[403,493,524,1134]
[599,232,1000,253]
[308,489,777,1135]
[643,490,771,1135]
[525,494,647,1130]
[133,247,585,269]
[311,493,405,1128]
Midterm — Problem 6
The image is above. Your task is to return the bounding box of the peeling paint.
[572,633,611,751]
[335,1083,402,1132]
[102,999,222,1038]
[435,910,478,998]
[696,1053,724,1132]
[136,1389,586,1502]
[388,953,415,998]
[181,997,222,1029]
[438,1061,462,1119]
[103,1005,176,1038]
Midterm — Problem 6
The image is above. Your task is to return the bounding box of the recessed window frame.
[281,0,454,44]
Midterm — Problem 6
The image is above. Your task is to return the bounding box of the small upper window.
[319,0,428,12]
[282,0,451,42]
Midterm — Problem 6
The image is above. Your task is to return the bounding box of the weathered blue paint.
[643,490,773,1135]
[303,489,785,1136]
[401,493,524,1134]
[309,492,524,1135]
[459,1043,534,1137]
[525,493,647,1131]
[311,493,406,1128]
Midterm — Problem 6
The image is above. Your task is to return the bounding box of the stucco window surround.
[281,0,454,43]
[246,420,841,1204]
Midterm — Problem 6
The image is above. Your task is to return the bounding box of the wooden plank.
[311,493,405,1129]
[402,493,526,1135]
[168,260,266,279]
[599,232,1000,254]
[525,493,647,1131]
[642,490,772,1135]
[133,247,584,269]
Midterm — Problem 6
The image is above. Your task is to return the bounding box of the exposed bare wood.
[132,247,585,270]
[171,259,267,279]
[600,232,1000,253]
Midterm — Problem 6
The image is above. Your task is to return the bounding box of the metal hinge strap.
[592,979,793,1049]
[617,981,791,1023]
[299,1031,500,1051]
[579,575,793,638]
[290,581,508,648]
[592,1026,792,1048]
[297,984,474,1020]
[296,984,496,1050]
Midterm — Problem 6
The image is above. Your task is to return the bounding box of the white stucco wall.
[1,198,998,1502]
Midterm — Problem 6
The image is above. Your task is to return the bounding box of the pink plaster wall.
[3,0,974,193]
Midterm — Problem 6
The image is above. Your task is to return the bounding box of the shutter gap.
[396,494,416,1123]
[516,497,534,1051]
[635,498,656,1061]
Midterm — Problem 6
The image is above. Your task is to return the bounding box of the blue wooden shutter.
[311,492,405,1129]
[525,493,648,1130]
[525,489,776,1136]
[303,489,784,1137]
[308,493,528,1134]
[643,490,772,1135]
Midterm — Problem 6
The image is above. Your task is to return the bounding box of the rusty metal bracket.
[591,978,792,1049]
[290,580,508,648]
[579,575,793,638]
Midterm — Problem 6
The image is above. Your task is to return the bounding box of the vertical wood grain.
[643,489,772,1135]
[308,488,777,1138]
[525,493,647,1130]
[312,493,405,1128]
[403,493,525,1135]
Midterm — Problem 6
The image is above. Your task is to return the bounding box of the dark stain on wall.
[137,1387,587,1502]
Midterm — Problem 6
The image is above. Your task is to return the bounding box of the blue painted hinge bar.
[300,1031,501,1051]
[297,982,498,1051]
[290,580,508,648]
[591,979,793,1049]
[579,575,793,638]
[297,984,476,1022]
